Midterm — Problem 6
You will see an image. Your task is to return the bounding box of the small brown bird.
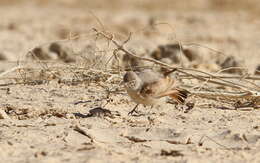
[123,69,189,115]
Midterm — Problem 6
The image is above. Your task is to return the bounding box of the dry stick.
[216,66,247,73]
[180,75,260,91]
[179,70,244,90]
[240,78,260,91]
[180,72,260,91]
[180,70,260,93]
[192,91,259,100]
[0,80,46,87]
[178,68,255,92]
[215,66,260,90]
[183,43,227,57]
[204,135,231,150]
[177,41,186,67]
[0,66,22,78]
[93,28,258,93]
[198,66,260,91]
[178,74,260,80]
[74,125,94,141]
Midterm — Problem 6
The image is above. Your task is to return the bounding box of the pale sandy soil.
[0,1,259,163]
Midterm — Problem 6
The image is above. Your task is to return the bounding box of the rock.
[0,52,7,60]
[217,56,243,74]
[49,42,75,63]
[31,47,51,60]
[150,44,198,64]
[183,48,200,62]
[151,44,184,64]
[255,64,260,75]
[88,107,112,117]
[191,63,221,72]
[121,53,143,71]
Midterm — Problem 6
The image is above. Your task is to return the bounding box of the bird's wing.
[140,76,189,104]
[137,69,163,84]
[140,76,175,98]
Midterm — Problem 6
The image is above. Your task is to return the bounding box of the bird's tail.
[168,88,190,104]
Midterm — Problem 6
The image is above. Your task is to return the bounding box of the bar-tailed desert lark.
[123,69,189,115]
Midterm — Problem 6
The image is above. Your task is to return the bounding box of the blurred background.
[0,0,259,72]
[1,0,259,13]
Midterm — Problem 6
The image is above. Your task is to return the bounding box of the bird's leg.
[128,104,139,115]
[147,105,155,115]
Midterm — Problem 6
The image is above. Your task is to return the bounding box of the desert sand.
[0,0,259,163]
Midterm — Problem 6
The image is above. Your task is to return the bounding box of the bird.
[123,69,190,115]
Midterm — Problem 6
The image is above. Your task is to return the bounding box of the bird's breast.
[126,88,160,105]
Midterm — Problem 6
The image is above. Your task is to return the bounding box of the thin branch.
[0,66,22,78]
[178,74,260,80]
[192,91,260,100]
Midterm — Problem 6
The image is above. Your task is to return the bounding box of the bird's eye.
[123,75,129,82]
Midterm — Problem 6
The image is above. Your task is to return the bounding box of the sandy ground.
[0,1,260,163]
